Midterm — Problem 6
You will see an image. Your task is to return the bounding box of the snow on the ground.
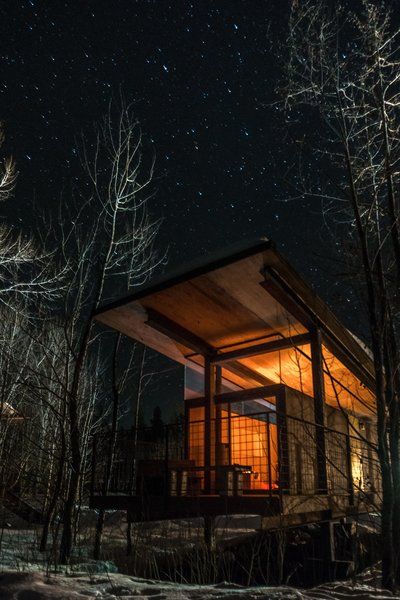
[0,515,262,571]
[0,514,390,599]
[0,566,397,600]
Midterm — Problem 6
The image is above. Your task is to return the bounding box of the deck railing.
[91,421,185,495]
[91,411,381,504]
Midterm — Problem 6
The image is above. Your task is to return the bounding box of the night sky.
[2,2,328,277]
[1,1,364,421]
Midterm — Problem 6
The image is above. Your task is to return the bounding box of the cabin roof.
[95,238,375,413]
[98,238,274,310]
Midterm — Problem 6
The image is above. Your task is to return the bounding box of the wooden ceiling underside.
[95,244,376,415]
[96,254,304,392]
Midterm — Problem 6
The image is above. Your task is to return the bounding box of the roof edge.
[94,237,273,316]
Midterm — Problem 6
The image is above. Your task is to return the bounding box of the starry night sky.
[2,2,329,278]
[1,1,365,421]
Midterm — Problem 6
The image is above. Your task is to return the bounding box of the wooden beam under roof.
[211,333,311,364]
[146,308,214,356]
[260,276,313,330]
[321,332,375,394]
[146,308,275,389]
[222,361,275,388]
[215,383,284,405]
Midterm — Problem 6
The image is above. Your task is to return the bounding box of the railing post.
[227,403,232,466]
[164,424,170,508]
[310,328,328,494]
[215,365,222,469]
[364,419,376,493]
[184,402,190,460]
[266,412,273,498]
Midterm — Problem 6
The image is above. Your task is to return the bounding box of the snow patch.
[0,568,397,600]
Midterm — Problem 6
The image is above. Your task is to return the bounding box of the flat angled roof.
[95,238,375,400]
[94,237,274,313]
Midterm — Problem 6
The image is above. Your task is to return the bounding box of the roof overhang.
[94,238,375,403]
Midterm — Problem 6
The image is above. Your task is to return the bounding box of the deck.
[90,403,381,525]
[91,493,281,521]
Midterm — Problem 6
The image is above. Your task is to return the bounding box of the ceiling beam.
[146,308,214,356]
[146,310,279,389]
[212,333,311,364]
[260,275,313,329]
[222,361,274,388]
[215,383,284,405]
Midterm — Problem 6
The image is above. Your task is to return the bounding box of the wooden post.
[204,357,216,494]
[310,328,328,494]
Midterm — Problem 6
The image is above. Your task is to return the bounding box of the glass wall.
[237,345,313,397]
[187,401,278,491]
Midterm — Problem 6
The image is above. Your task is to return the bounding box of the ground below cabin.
[0,566,398,600]
[0,511,387,598]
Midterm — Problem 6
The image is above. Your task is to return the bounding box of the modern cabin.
[91,239,380,530]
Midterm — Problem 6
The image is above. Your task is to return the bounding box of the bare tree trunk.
[126,520,133,556]
[59,314,95,564]
[93,333,121,560]
[59,429,81,564]
[40,445,65,552]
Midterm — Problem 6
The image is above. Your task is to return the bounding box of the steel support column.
[311,328,328,494]
[204,358,216,493]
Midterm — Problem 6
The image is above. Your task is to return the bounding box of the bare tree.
[0,124,69,539]
[277,0,400,589]
[52,102,162,564]
[92,331,141,560]
[0,124,66,310]
[0,109,160,566]
[0,104,161,564]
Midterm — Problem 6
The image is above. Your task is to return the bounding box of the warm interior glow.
[188,406,278,491]
[220,344,375,417]
[348,416,371,491]
[239,345,313,395]
[322,346,375,416]
[226,412,278,490]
